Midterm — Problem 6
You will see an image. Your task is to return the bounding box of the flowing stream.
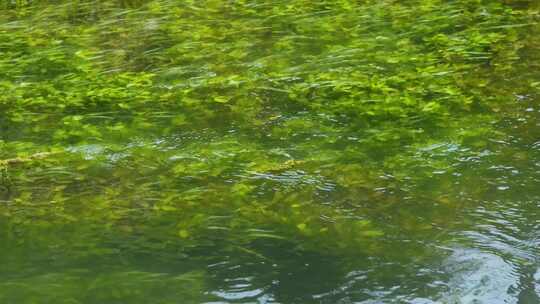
[1,1,540,303]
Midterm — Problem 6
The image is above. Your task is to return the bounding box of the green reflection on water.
[1,0,539,303]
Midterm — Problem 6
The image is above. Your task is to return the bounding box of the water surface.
[1,0,540,303]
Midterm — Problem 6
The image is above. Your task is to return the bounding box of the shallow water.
[1,1,540,303]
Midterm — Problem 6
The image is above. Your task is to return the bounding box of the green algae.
[1,0,540,303]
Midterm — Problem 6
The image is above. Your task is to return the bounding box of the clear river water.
[1,1,540,303]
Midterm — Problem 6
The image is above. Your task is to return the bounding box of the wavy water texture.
[1,0,540,303]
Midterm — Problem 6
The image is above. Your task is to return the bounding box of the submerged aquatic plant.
[1,0,539,302]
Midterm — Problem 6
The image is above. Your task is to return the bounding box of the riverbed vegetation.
[1,0,540,303]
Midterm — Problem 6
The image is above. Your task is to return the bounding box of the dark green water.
[1,0,540,303]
